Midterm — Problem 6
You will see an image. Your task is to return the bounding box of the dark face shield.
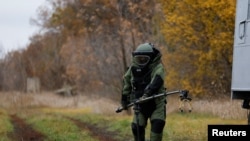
[134,55,150,67]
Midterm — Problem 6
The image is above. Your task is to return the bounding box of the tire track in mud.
[8,114,45,141]
[67,117,127,141]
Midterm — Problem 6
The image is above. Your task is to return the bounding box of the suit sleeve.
[144,64,165,96]
[121,67,132,104]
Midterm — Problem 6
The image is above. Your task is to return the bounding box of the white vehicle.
[231,0,250,123]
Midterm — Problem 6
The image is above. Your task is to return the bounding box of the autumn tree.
[0,0,192,101]
[0,51,27,91]
[160,0,236,97]
[29,0,165,98]
[0,0,236,99]
[23,32,65,90]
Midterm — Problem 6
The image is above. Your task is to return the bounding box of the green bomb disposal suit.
[121,43,166,141]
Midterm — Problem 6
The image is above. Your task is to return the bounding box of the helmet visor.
[134,55,150,66]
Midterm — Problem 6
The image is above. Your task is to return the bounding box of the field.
[0,91,247,141]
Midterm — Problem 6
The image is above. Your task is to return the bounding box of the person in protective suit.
[121,43,166,141]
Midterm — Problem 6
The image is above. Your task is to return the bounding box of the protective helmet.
[132,43,154,67]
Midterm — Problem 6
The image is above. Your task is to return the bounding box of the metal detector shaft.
[116,90,183,113]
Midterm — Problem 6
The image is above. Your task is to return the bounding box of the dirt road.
[8,114,124,141]
[8,114,45,141]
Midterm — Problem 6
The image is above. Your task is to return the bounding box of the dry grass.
[0,91,248,119]
[166,95,247,120]
[0,91,119,115]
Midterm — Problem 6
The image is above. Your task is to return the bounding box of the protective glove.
[144,85,152,97]
[121,100,128,110]
[141,83,152,100]
[121,94,129,110]
[139,93,148,101]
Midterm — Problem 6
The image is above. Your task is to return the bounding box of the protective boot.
[133,135,145,141]
[132,123,145,141]
[150,119,165,141]
[150,132,163,141]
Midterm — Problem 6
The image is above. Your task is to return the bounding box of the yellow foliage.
[160,0,236,96]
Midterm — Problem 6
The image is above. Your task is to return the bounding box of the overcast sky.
[0,0,46,55]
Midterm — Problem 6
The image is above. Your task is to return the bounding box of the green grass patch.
[26,113,98,141]
[78,114,133,141]
[0,108,12,141]
[9,107,247,141]
[41,108,134,141]
[163,112,246,141]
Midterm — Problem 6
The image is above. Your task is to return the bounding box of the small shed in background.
[27,77,40,93]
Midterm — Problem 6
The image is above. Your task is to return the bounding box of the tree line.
[0,0,236,100]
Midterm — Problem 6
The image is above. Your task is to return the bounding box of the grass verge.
[0,108,12,141]
[25,112,98,141]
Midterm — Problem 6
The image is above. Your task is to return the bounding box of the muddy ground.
[8,114,124,141]
[8,114,45,141]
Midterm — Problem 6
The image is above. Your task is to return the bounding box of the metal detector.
[115,90,189,141]
[116,90,189,113]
